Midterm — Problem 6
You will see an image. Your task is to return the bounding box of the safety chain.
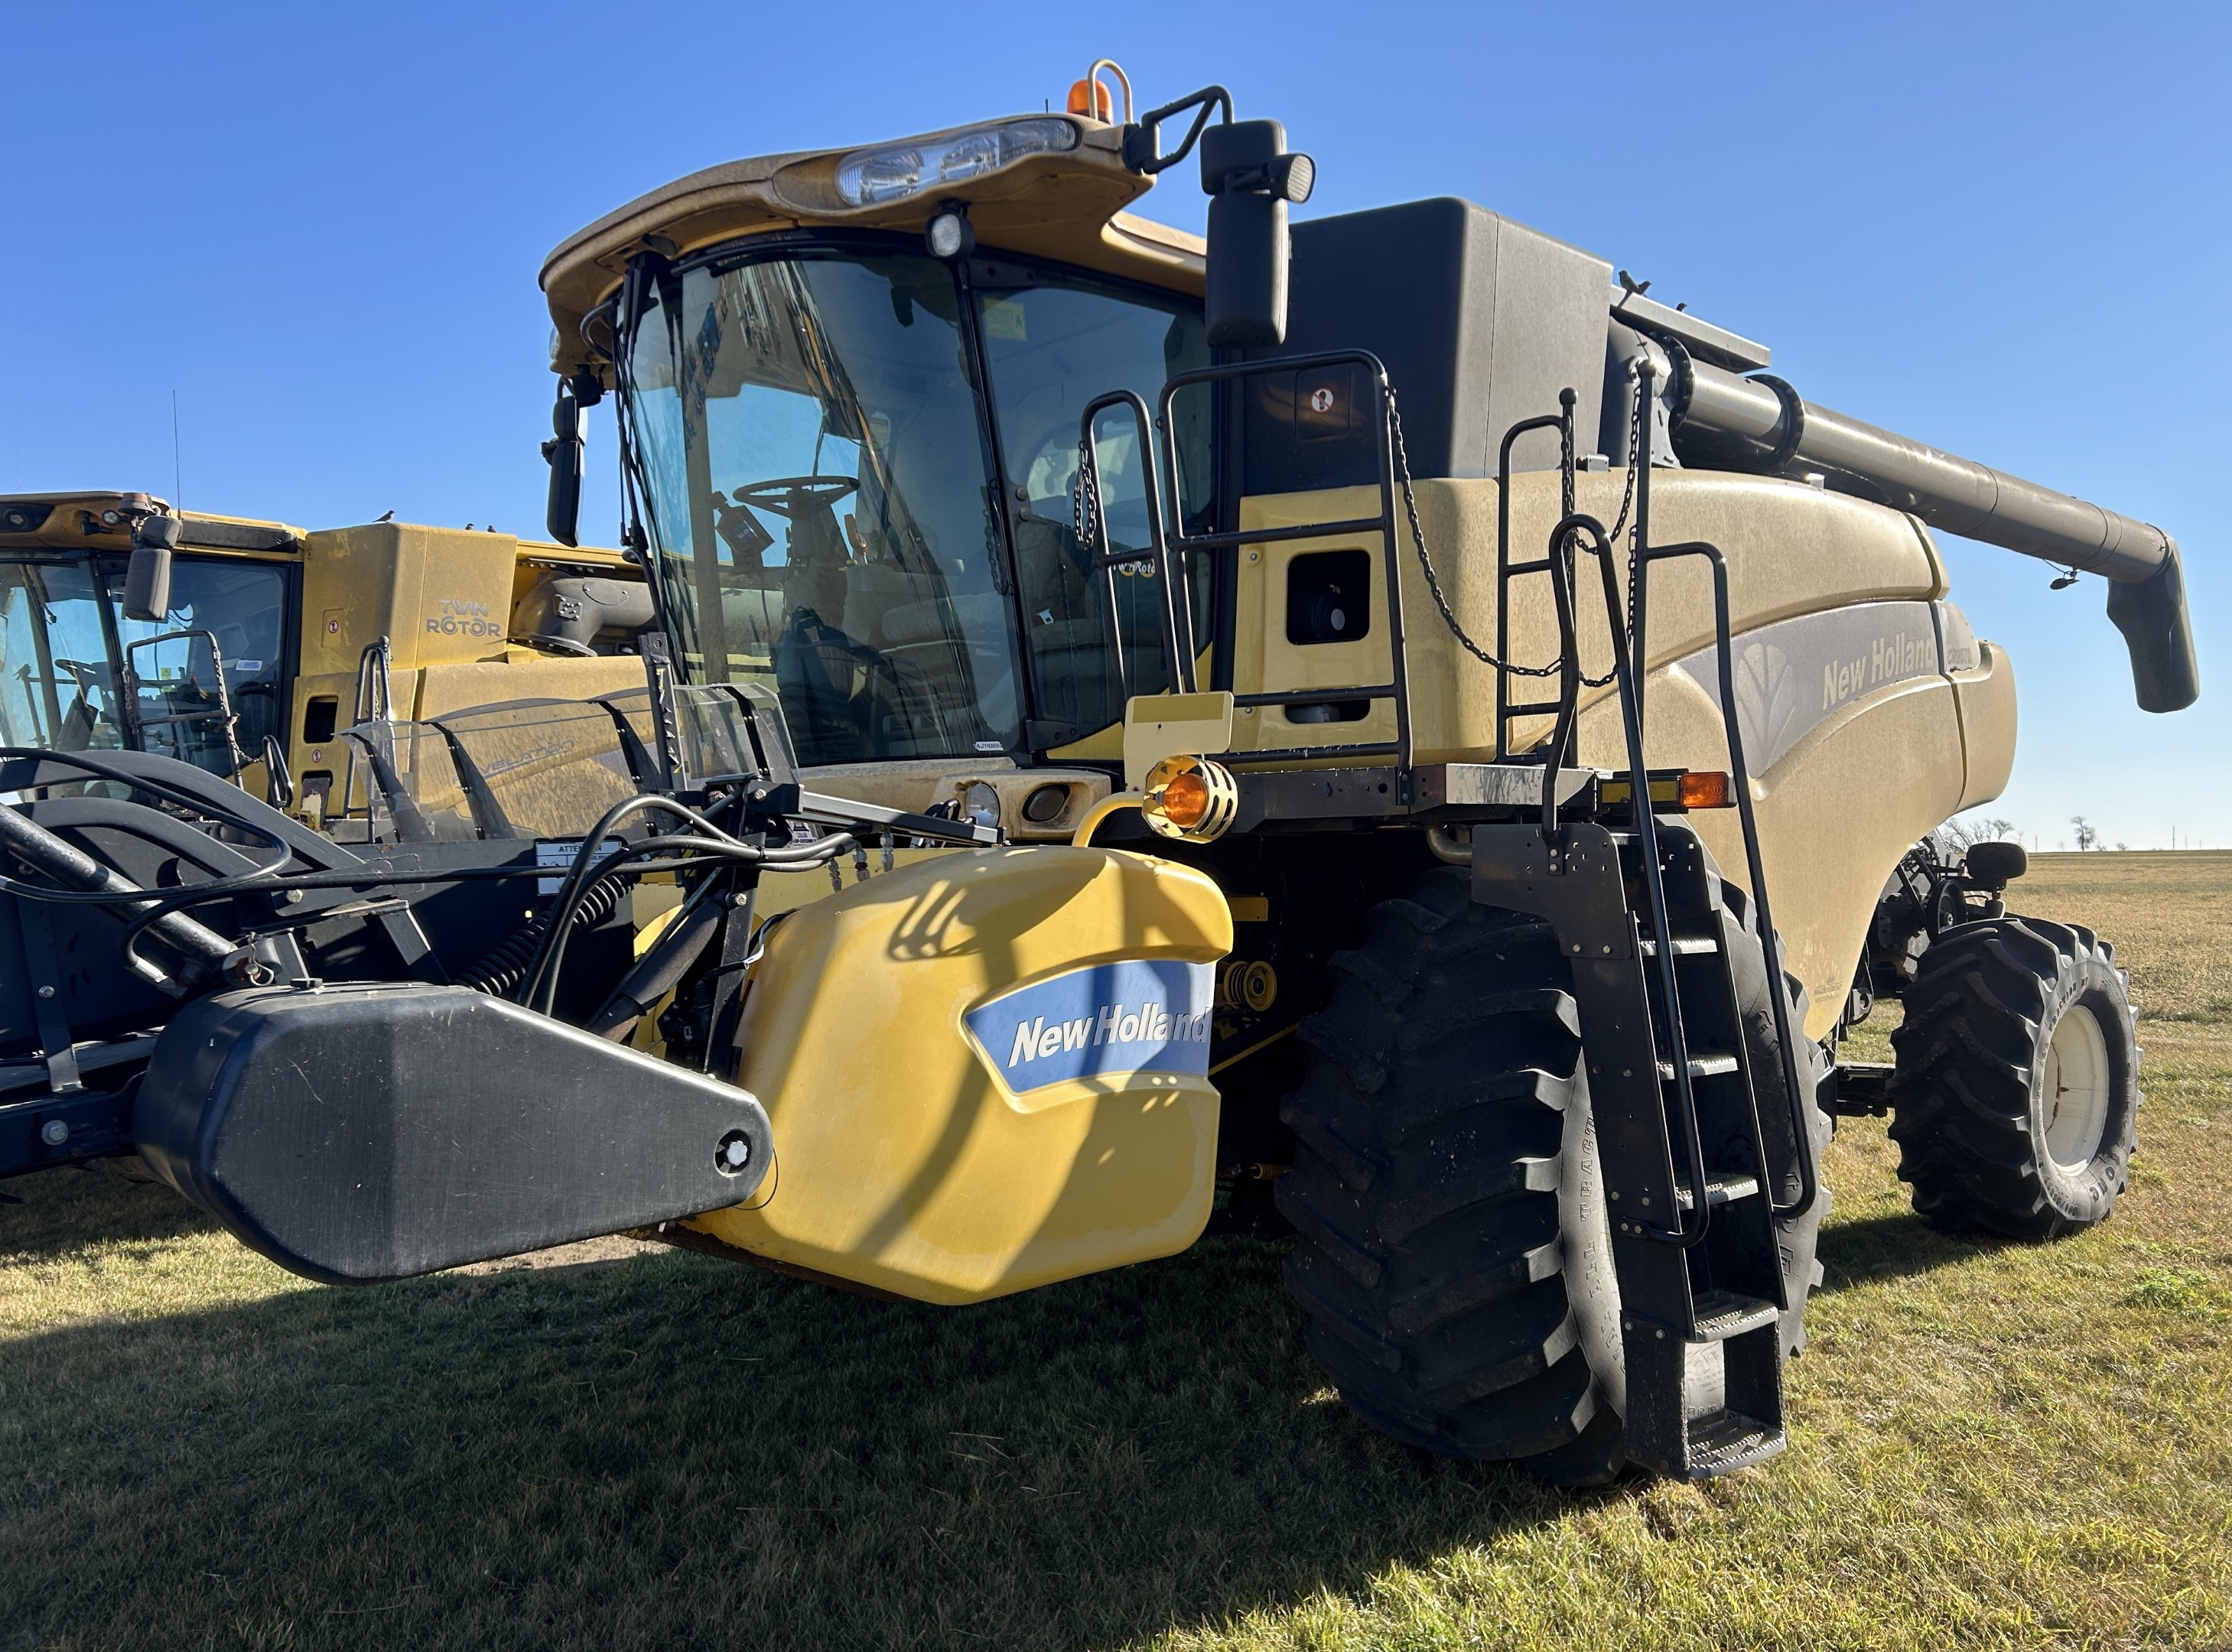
[1388,390,1563,678]
[1573,366,1651,688]
[1387,359,1653,692]
[1072,437,1100,559]
[1072,437,1154,577]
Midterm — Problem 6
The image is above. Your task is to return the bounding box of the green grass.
[5,854,2230,1650]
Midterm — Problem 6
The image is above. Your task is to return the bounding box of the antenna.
[171,390,182,509]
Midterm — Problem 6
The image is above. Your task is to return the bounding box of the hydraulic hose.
[518,791,856,1016]
[0,801,236,986]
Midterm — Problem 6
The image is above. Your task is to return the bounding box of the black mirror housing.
[1964,841,2028,889]
[542,380,591,547]
[123,515,179,622]
[1201,119,1311,350]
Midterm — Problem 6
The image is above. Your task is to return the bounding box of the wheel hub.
[2042,1000,2112,1171]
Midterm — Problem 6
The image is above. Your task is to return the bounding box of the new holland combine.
[1,63,2195,1483]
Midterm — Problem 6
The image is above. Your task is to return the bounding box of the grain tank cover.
[1241,199,1612,495]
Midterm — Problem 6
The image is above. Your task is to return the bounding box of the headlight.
[962,781,1003,833]
[835,119,1080,208]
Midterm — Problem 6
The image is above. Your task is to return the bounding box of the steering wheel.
[730,476,859,518]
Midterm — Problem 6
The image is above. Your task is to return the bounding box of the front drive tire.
[1275,864,1827,1485]
[1889,916,2139,1241]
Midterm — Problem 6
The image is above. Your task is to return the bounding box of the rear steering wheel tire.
[1888,916,2139,1241]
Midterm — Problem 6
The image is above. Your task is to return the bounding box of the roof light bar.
[834,119,1079,209]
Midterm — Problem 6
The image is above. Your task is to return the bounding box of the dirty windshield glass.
[625,252,1020,763]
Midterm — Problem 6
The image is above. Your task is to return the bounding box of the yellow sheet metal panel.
[300,522,519,678]
[1951,642,2019,814]
[1596,665,1967,1040]
[1227,470,1944,765]
[690,845,1232,1303]
[410,656,645,719]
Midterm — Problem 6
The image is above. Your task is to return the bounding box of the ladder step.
[1638,935,1720,957]
[1689,1289,1780,1343]
[1674,1172,1761,1211]
[1684,1410,1786,1479]
[1505,701,1563,717]
[1657,1052,1740,1080]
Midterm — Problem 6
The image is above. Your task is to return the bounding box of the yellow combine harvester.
[1,63,2195,1483]
[0,491,652,833]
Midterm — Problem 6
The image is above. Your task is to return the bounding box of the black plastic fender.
[134,982,771,1283]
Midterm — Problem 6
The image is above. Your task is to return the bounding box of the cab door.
[968,258,1212,751]
[109,553,295,779]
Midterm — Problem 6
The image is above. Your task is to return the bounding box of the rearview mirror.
[123,515,180,622]
[1200,119,1314,349]
[542,377,598,548]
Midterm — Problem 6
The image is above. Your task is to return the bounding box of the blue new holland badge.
[965,959,1215,1098]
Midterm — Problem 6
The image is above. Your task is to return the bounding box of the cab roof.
[0,493,303,554]
[538,112,1205,385]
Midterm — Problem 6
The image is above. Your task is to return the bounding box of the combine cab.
[1,62,2188,1483]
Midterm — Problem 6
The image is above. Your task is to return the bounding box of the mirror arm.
[1121,85,1232,175]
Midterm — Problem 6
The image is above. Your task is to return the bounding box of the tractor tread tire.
[1889,915,2138,1241]
[1277,861,1828,1484]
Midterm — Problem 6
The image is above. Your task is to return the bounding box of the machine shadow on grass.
[1814,1208,2011,1292]
[0,1159,213,1260]
[5,1171,1600,1651]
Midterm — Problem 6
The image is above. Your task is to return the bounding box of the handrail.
[1155,349,1414,770]
[1637,534,1820,1221]
[1493,408,1567,764]
[1075,389,1191,698]
[119,626,246,780]
[1555,509,1713,1248]
[1631,354,1819,1221]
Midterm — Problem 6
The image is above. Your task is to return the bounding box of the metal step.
[1689,1289,1779,1343]
[1684,1409,1787,1478]
[1657,1051,1739,1079]
[1674,1172,1762,1211]
[1638,935,1720,957]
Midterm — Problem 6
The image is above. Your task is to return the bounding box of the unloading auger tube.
[1658,346,2198,713]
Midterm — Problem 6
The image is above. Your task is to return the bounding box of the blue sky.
[6,2,2222,848]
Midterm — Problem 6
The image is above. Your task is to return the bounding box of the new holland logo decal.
[964,959,1214,1097]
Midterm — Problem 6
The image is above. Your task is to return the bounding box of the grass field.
[4,854,2228,1650]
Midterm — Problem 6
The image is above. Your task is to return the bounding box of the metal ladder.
[1475,355,1820,1477]
[1608,820,1801,1475]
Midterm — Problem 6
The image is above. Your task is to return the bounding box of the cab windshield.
[620,242,1208,766]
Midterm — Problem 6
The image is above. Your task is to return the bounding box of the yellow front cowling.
[688,846,1232,1303]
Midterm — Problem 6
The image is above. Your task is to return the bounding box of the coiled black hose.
[455,875,626,999]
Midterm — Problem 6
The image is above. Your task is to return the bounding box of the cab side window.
[114,558,289,773]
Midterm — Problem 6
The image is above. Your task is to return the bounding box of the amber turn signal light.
[1140,754,1238,842]
[1676,770,1733,809]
